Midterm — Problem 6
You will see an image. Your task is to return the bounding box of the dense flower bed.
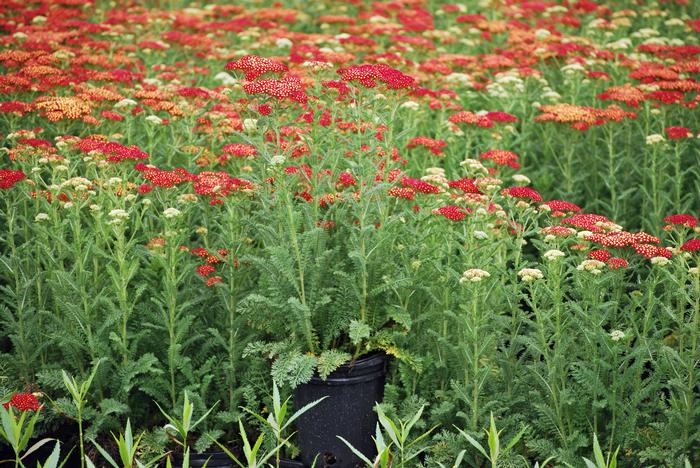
[0,0,699,466]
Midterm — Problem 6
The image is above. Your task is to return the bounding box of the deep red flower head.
[0,170,26,189]
[501,186,542,202]
[485,112,518,123]
[589,249,611,262]
[206,276,223,287]
[336,64,416,90]
[664,214,699,228]
[681,239,700,252]
[400,176,440,194]
[433,205,469,221]
[665,126,693,140]
[541,200,582,214]
[142,167,194,188]
[3,393,41,412]
[225,55,288,80]
[77,138,148,163]
[138,183,154,195]
[448,178,481,194]
[196,265,216,277]
[194,171,253,197]
[337,172,357,188]
[606,257,628,270]
[17,139,52,148]
[191,247,209,257]
[243,74,308,104]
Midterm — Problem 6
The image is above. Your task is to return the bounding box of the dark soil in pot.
[167,450,235,468]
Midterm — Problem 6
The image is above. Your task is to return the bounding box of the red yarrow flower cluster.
[406,137,446,155]
[225,55,288,80]
[607,257,629,269]
[665,126,693,139]
[433,205,469,221]
[3,393,41,411]
[336,64,416,90]
[664,214,698,228]
[222,144,258,158]
[681,239,700,252]
[196,265,216,277]
[560,213,611,232]
[140,167,194,188]
[448,178,481,194]
[336,172,357,188]
[589,249,611,262]
[193,171,253,198]
[586,231,660,248]
[400,176,440,194]
[388,186,416,200]
[448,111,493,127]
[634,244,673,259]
[0,169,26,189]
[77,138,148,163]
[480,149,520,169]
[541,200,582,215]
[243,74,308,104]
[501,186,542,202]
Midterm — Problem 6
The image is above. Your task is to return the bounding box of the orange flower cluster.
[535,104,636,130]
[34,96,92,122]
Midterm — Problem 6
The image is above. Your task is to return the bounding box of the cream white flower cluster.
[460,269,491,284]
[577,259,606,275]
[518,268,544,282]
[108,209,129,225]
[543,249,566,262]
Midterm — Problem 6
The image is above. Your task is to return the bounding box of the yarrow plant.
[0,0,699,466]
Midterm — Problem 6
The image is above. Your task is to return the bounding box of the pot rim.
[305,350,390,385]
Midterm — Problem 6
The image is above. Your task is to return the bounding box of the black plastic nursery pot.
[292,352,390,468]
[169,451,234,468]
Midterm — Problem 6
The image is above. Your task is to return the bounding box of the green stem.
[286,200,314,353]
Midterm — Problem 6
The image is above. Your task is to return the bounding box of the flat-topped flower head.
[544,249,565,261]
[588,249,611,262]
[337,63,416,90]
[460,269,491,283]
[607,257,629,270]
[577,259,605,275]
[664,214,698,229]
[501,186,542,203]
[222,144,258,158]
[541,200,582,215]
[433,205,470,221]
[681,239,700,252]
[665,126,693,140]
[407,137,446,155]
[480,149,520,169]
[225,55,288,80]
[518,268,544,282]
[243,74,308,104]
[163,207,181,219]
[0,169,25,189]
[610,330,625,341]
[3,393,41,411]
[448,111,493,127]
